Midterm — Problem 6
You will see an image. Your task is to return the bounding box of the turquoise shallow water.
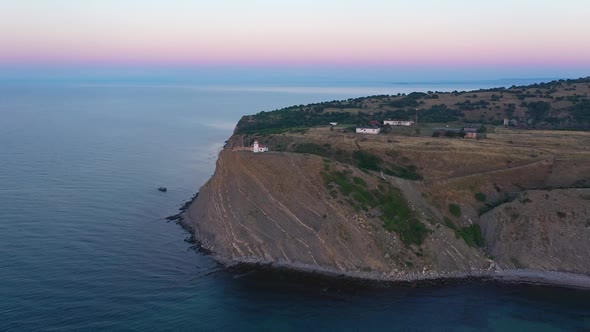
[0,82,589,331]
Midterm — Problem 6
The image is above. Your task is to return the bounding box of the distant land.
[178,77,590,287]
[236,77,590,134]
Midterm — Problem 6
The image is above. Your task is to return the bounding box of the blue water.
[1,82,589,331]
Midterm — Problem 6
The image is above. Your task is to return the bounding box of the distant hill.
[236,77,590,134]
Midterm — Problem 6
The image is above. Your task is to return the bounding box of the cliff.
[184,148,492,280]
[182,132,590,285]
[181,79,590,286]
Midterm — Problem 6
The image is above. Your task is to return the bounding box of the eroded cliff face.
[183,147,493,280]
[181,131,590,283]
[480,189,590,275]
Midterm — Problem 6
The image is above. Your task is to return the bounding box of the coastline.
[176,213,590,290]
[220,256,590,290]
[173,79,590,291]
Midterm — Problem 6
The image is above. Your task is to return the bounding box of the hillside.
[181,78,590,286]
[236,77,590,134]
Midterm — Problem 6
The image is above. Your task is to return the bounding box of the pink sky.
[1,1,589,68]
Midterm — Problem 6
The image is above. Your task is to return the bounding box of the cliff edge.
[181,79,590,285]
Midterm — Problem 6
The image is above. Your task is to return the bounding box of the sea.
[1,80,589,331]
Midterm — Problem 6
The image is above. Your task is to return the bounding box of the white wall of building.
[384,120,415,126]
[356,127,380,134]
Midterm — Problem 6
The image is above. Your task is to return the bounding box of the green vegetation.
[524,101,551,122]
[571,100,590,123]
[245,126,309,135]
[352,176,366,186]
[322,170,360,197]
[418,105,464,123]
[292,145,423,181]
[234,77,590,135]
[386,92,427,108]
[474,192,487,202]
[443,216,456,230]
[442,217,485,248]
[292,143,352,164]
[352,150,382,171]
[455,99,490,110]
[449,204,462,217]
[455,224,485,247]
[478,194,517,215]
[321,169,429,245]
[351,150,423,180]
[236,108,359,134]
[383,164,423,180]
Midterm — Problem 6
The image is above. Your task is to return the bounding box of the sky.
[1,0,589,81]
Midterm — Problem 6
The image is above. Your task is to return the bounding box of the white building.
[384,120,415,126]
[252,140,268,153]
[329,122,338,126]
[356,127,381,135]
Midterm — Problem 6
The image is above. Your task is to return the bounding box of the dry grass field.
[253,125,590,223]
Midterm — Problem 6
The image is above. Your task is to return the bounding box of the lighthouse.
[252,140,268,153]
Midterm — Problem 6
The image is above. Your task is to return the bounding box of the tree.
[525,101,551,122]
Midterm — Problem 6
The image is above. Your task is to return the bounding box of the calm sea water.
[0,82,589,331]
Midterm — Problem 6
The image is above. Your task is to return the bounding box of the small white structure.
[356,127,381,135]
[384,120,415,126]
[252,140,268,153]
[329,122,338,126]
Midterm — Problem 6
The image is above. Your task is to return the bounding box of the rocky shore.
[177,195,590,290]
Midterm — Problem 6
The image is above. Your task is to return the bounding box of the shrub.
[443,216,457,230]
[524,101,551,122]
[384,216,430,246]
[571,100,590,123]
[474,192,487,202]
[352,176,366,186]
[323,170,429,245]
[456,224,485,247]
[449,204,462,217]
[383,164,422,180]
[478,194,517,215]
[352,150,382,171]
